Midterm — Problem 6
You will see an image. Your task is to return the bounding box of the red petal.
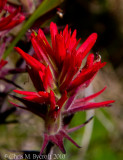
[84,53,95,69]
[56,91,68,110]
[23,95,48,104]
[68,62,106,91]
[63,24,69,43]
[59,51,71,84]
[67,29,77,51]
[55,33,66,65]
[50,22,58,50]
[59,51,83,91]
[49,90,56,111]
[38,29,54,57]
[31,31,53,69]
[14,90,49,103]
[15,47,45,72]
[42,66,53,91]
[64,100,115,114]
[13,90,38,96]
[27,66,44,91]
[77,33,97,60]
[31,33,44,61]
[74,87,107,107]
[38,91,49,98]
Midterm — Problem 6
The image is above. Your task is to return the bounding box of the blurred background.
[0,0,123,160]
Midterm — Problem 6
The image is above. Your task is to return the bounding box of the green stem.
[3,0,63,59]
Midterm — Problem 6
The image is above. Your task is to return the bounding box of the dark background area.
[58,0,123,69]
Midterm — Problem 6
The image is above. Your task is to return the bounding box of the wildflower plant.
[10,22,114,154]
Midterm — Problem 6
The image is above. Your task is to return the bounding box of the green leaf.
[3,0,63,59]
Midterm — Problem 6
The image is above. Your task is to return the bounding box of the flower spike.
[12,22,114,154]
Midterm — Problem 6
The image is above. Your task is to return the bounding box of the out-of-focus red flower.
[0,0,25,38]
[0,8,25,32]
[12,22,114,154]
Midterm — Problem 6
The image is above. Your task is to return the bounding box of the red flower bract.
[11,22,114,154]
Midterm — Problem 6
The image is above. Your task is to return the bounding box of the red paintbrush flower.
[12,22,114,154]
[17,23,106,94]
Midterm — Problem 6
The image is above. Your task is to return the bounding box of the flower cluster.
[11,22,114,154]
